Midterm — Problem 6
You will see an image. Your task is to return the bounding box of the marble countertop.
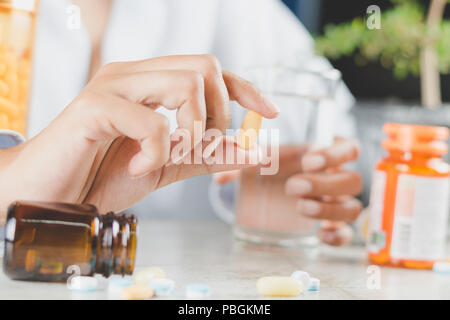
[1,219,450,300]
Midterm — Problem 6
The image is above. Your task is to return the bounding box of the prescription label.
[390,174,449,261]
[368,170,387,253]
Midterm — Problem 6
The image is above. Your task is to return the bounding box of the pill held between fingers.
[237,110,262,150]
[290,270,311,289]
[69,276,99,292]
[185,283,211,299]
[121,285,154,300]
[257,276,302,297]
[133,267,166,285]
[148,278,175,296]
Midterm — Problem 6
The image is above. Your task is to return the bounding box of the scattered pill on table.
[148,278,175,297]
[257,276,302,297]
[109,278,134,289]
[108,278,134,296]
[290,270,310,289]
[69,276,99,292]
[308,277,320,291]
[185,283,211,299]
[433,262,450,274]
[121,285,154,300]
[93,275,109,290]
[133,267,166,285]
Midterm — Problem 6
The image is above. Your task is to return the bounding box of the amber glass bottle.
[3,201,137,282]
[368,123,449,269]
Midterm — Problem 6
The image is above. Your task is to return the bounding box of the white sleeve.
[0,130,25,149]
[212,0,356,138]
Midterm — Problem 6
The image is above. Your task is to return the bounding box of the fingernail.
[323,231,337,243]
[129,171,150,180]
[336,225,353,239]
[302,154,326,172]
[297,199,321,216]
[342,198,362,210]
[321,220,339,230]
[330,140,356,158]
[262,96,280,115]
[164,160,175,168]
[286,179,313,195]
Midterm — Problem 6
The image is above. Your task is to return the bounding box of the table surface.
[1,219,450,300]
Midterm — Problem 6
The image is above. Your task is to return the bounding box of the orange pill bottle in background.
[0,0,38,136]
[368,123,450,269]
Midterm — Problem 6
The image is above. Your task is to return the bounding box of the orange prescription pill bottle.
[368,123,450,269]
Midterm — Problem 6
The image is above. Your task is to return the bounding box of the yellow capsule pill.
[256,276,303,297]
[0,96,18,118]
[5,72,18,102]
[0,63,7,77]
[18,59,31,77]
[18,80,29,106]
[237,110,262,150]
[121,285,154,300]
[133,267,166,285]
[0,113,8,129]
[4,51,18,72]
[10,119,24,134]
[0,79,9,97]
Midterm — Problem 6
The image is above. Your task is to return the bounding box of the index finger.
[222,70,279,119]
[97,57,280,120]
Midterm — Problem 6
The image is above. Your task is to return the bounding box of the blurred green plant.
[315,0,450,108]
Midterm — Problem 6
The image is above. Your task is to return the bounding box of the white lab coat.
[28,0,355,218]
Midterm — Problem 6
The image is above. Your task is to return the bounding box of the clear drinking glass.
[209,65,341,248]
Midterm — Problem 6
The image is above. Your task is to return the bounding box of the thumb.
[155,136,268,190]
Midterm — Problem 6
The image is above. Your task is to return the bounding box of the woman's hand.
[285,137,363,246]
[214,137,363,246]
[0,55,279,222]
